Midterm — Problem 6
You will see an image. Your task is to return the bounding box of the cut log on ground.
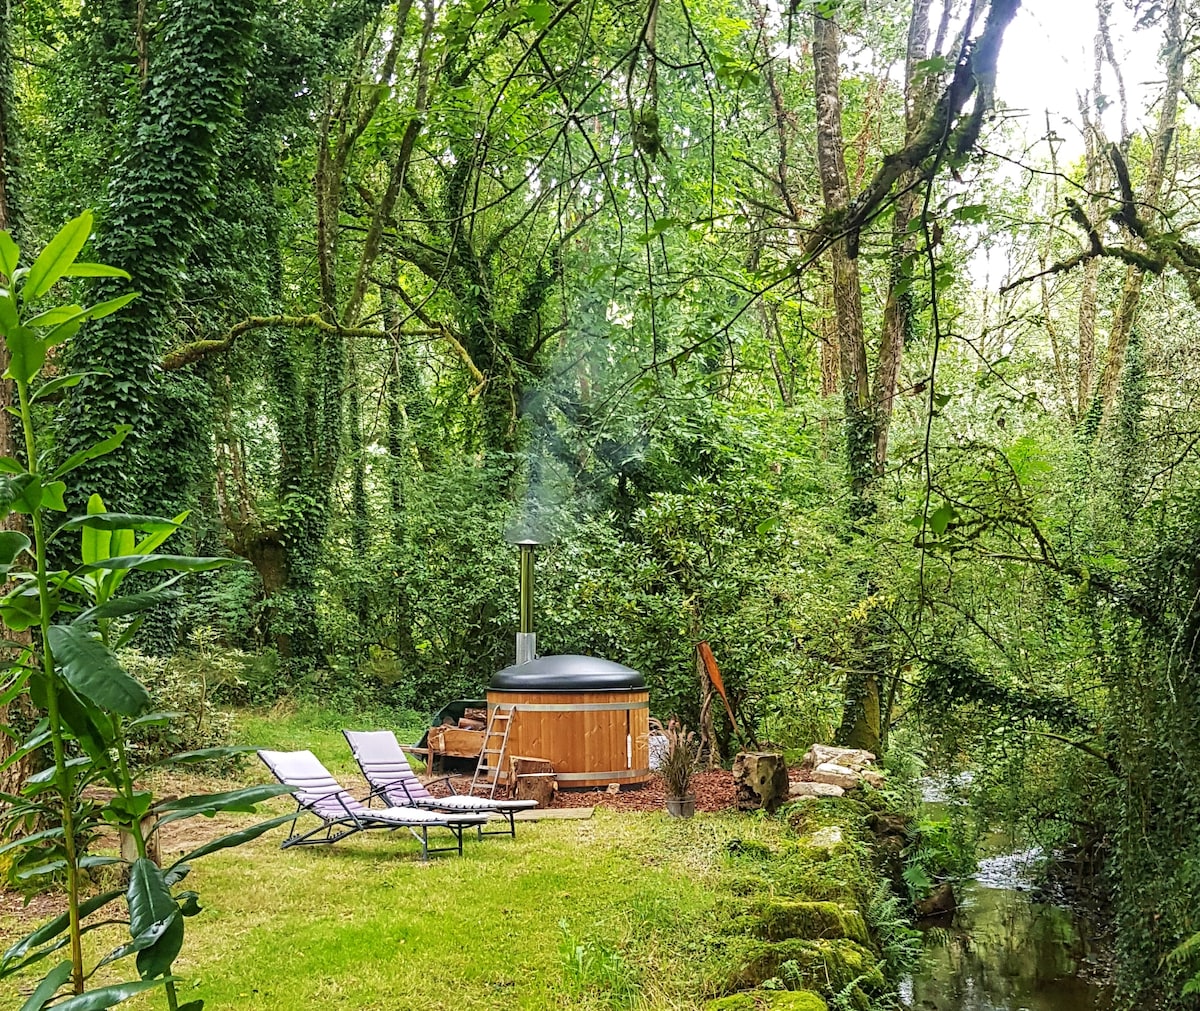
[515,773,557,807]
[732,751,789,813]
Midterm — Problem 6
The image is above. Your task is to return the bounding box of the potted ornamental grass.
[656,720,700,818]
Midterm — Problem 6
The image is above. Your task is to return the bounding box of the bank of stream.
[903,790,1114,1011]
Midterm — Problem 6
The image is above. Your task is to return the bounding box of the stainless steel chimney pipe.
[515,539,538,664]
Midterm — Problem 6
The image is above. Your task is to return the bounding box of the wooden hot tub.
[486,655,651,789]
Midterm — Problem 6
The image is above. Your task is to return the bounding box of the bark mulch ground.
[441,769,740,813]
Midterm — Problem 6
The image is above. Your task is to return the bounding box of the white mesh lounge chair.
[258,749,487,860]
[343,729,539,838]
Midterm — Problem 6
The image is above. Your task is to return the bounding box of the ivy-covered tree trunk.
[0,2,34,799]
[61,0,260,515]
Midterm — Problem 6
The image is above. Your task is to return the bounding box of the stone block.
[789,781,845,799]
[799,745,876,774]
[812,762,861,790]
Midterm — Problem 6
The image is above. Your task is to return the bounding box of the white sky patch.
[995,0,1165,157]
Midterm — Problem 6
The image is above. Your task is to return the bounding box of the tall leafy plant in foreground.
[0,213,294,1010]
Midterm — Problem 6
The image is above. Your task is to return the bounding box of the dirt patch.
[0,887,66,928]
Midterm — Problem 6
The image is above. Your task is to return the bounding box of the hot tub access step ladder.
[469,704,517,799]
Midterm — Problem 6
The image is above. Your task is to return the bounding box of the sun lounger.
[343,729,538,838]
[258,748,487,859]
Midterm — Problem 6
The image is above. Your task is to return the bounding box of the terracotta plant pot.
[665,795,696,818]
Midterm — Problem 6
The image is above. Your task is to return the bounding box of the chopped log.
[457,717,485,730]
[508,755,553,786]
[732,751,789,813]
[463,707,487,723]
[515,772,556,807]
[427,725,484,758]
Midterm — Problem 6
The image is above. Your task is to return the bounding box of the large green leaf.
[17,959,71,1011]
[1,888,123,973]
[61,262,131,279]
[151,784,295,829]
[1,582,43,631]
[73,589,181,626]
[3,323,45,383]
[127,710,183,730]
[80,554,238,575]
[81,493,110,566]
[52,425,133,480]
[0,473,35,521]
[0,230,18,279]
[126,858,177,939]
[147,745,256,769]
[31,371,111,404]
[49,978,168,1010]
[0,530,31,571]
[0,826,64,859]
[47,625,150,716]
[135,910,183,979]
[58,512,180,536]
[168,812,297,867]
[54,685,116,768]
[0,666,32,709]
[24,304,83,327]
[133,510,189,555]
[0,727,48,772]
[23,211,92,301]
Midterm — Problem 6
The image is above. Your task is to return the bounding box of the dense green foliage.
[2,0,1200,1006]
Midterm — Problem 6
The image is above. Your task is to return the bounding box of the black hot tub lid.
[489,654,645,692]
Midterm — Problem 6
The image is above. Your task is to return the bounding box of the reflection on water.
[903,855,1114,1011]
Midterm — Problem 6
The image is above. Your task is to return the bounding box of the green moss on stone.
[754,900,870,944]
[705,991,828,1011]
[717,936,885,997]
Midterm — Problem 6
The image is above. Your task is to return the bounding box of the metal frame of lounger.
[343,729,538,839]
[257,749,486,860]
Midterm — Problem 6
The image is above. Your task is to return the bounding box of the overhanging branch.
[161,314,388,370]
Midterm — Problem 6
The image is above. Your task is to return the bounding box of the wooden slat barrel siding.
[485,689,651,789]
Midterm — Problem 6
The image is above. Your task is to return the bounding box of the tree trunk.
[813,11,873,518]
[873,0,932,474]
[0,6,35,800]
[1093,0,1182,425]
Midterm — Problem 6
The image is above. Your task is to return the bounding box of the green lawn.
[4,706,887,1010]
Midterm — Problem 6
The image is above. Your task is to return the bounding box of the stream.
[902,790,1115,1011]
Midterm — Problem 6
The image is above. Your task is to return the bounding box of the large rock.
[812,762,861,791]
[915,881,957,919]
[789,781,845,799]
[733,752,789,813]
[800,745,876,774]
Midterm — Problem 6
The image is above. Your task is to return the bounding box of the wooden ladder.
[469,703,517,798]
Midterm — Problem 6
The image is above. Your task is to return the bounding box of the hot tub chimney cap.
[490,654,645,692]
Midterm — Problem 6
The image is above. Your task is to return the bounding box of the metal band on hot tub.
[490,700,649,713]
[553,768,652,782]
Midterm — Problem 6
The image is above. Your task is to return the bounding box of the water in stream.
[903,790,1115,1011]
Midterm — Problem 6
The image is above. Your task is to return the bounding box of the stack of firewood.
[454,706,487,730]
